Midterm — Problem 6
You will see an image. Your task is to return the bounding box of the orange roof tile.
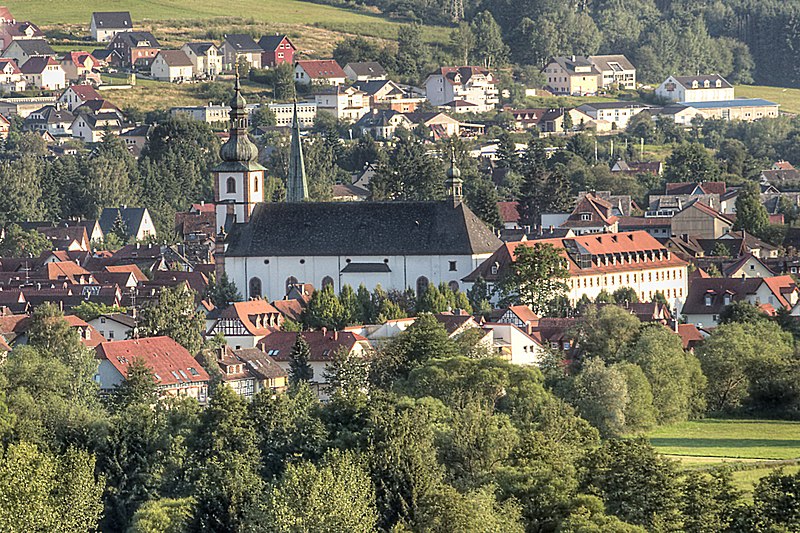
[96,336,209,386]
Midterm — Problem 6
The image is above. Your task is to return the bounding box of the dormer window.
[723,294,731,306]
[580,213,591,221]
[715,79,722,87]
[692,81,698,88]
[704,294,713,306]
[704,80,710,88]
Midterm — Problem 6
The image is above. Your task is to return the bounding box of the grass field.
[649,419,800,460]
[736,84,800,115]
[4,0,445,44]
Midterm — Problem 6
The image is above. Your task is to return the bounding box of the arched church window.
[322,276,334,290]
[416,276,429,296]
[249,277,262,298]
[253,175,259,192]
[285,276,299,295]
[226,177,236,194]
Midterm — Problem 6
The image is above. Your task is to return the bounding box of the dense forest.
[319,0,800,87]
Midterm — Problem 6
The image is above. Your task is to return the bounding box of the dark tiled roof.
[258,34,293,51]
[682,277,762,315]
[224,34,262,52]
[112,31,160,48]
[98,207,147,238]
[92,12,132,29]
[225,201,502,257]
[673,74,732,89]
[345,61,387,77]
[183,42,217,55]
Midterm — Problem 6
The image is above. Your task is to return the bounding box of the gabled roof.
[271,298,306,322]
[434,312,478,335]
[225,201,502,257]
[506,305,539,324]
[588,54,635,72]
[92,12,132,29]
[258,34,294,52]
[26,105,74,125]
[46,261,90,282]
[352,79,404,97]
[0,57,20,73]
[105,264,148,282]
[183,42,218,55]
[562,193,618,228]
[64,84,102,102]
[722,254,774,278]
[682,277,763,315]
[224,34,261,52]
[8,38,54,57]
[677,199,732,225]
[296,59,346,79]
[98,207,148,236]
[436,66,494,85]
[497,201,520,223]
[96,336,210,386]
[212,300,281,336]
[345,61,387,77]
[156,50,193,67]
[672,74,732,89]
[111,31,159,48]
[19,55,59,74]
[3,21,43,39]
[761,275,797,309]
[676,323,704,349]
[665,181,727,196]
[257,330,366,362]
[223,346,286,380]
[546,56,600,75]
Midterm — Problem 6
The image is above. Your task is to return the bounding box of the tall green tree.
[137,284,205,354]
[288,334,314,385]
[498,243,569,316]
[471,11,509,68]
[304,285,345,330]
[664,142,720,183]
[0,224,51,258]
[370,132,445,200]
[733,181,770,236]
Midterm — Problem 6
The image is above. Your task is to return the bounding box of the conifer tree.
[288,334,314,385]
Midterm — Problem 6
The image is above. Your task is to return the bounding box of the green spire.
[286,101,308,202]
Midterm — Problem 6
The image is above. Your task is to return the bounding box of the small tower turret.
[445,145,463,205]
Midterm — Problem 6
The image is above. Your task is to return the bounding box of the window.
[490,263,499,275]
[416,276,429,296]
[253,175,259,192]
[226,177,236,193]
[705,294,712,306]
[449,261,457,271]
[109,331,115,339]
[321,276,334,289]
[580,213,591,221]
[249,277,262,298]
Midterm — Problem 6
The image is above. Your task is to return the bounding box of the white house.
[20,56,65,90]
[294,60,347,86]
[1,39,55,66]
[267,102,317,128]
[204,299,283,349]
[88,313,135,341]
[483,322,546,365]
[150,50,194,82]
[424,66,498,113]
[0,58,24,92]
[655,74,735,103]
[312,85,370,122]
[344,61,387,82]
[588,55,636,90]
[70,112,121,142]
[58,84,102,112]
[181,42,222,78]
[90,12,133,42]
[576,101,651,130]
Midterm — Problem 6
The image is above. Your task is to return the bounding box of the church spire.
[286,101,308,202]
[219,64,258,163]
[445,143,463,205]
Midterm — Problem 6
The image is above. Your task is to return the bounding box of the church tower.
[213,70,265,232]
[286,102,308,202]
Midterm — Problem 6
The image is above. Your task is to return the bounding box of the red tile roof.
[676,324,703,349]
[66,83,101,101]
[761,275,797,309]
[105,264,147,282]
[0,58,21,74]
[216,300,282,335]
[666,181,727,195]
[96,336,210,386]
[296,60,346,80]
[507,305,540,324]
[46,261,91,282]
[497,201,520,223]
[258,330,366,362]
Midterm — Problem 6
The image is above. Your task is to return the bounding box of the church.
[214,77,501,301]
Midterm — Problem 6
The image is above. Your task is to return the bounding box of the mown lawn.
[649,419,800,460]
[736,84,800,115]
[5,0,445,42]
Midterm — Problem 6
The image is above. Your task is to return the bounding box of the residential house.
[88,313,135,341]
[0,6,14,25]
[313,85,370,121]
[403,111,463,139]
[464,231,689,307]
[215,345,287,399]
[576,101,651,129]
[181,42,221,78]
[0,112,9,139]
[647,181,727,217]
[612,160,663,176]
[538,107,599,133]
[618,216,672,238]
[344,61,387,82]
[170,103,248,126]
[95,336,210,403]
[205,299,283,349]
[671,199,733,240]
[424,66,499,113]
[23,105,74,137]
[656,103,703,126]
[588,54,636,90]
[1,39,54,66]
[497,304,540,332]
[1,314,105,348]
[353,79,425,112]
[73,98,124,120]
[20,57,66,90]
[507,108,547,130]
[58,84,102,112]
[332,183,369,201]
[498,201,522,230]
[221,34,262,70]
[294,59,347,86]
[655,74,734,103]
[120,124,150,157]
[354,108,413,140]
[560,192,620,235]
[484,322,548,365]
[0,21,43,51]
[98,207,157,241]
[151,50,194,82]
[722,254,775,279]
[90,12,133,42]
[70,111,122,142]
[59,52,101,84]
[682,276,799,327]
[257,34,295,68]
[108,31,160,69]
[0,57,22,92]
[267,102,317,128]
[542,56,601,96]
[258,330,369,398]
